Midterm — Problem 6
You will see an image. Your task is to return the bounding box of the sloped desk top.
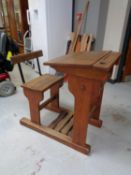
[44,51,120,81]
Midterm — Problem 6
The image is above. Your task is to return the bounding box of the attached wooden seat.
[22,74,63,92]
[12,50,65,125]
[22,73,64,125]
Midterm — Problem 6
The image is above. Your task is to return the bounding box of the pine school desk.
[21,51,120,155]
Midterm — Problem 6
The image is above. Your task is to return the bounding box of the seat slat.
[22,74,64,92]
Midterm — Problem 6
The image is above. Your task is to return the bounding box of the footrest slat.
[54,111,73,132]
[61,117,73,135]
[49,111,67,129]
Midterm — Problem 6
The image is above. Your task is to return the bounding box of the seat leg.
[52,84,59,106]
[23,88,43,125]
[45,81,62,113]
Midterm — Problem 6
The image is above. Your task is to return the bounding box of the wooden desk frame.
[21,51,120,155]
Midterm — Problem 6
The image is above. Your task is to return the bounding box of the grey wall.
[85,0,101,37]
[75,0,101,35]
[95,0,109,50]
[74,0,109,50]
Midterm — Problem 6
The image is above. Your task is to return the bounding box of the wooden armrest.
[11,50,43,64]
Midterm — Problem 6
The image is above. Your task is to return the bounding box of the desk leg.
[89,81,104,128]
[68,75,94,153]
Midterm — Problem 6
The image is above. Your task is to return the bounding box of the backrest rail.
[11,50,43,64]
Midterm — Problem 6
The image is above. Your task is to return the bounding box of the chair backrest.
[11,50,43,83]
[12,50,43,64]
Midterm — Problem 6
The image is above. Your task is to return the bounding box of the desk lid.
[44,51,120,71]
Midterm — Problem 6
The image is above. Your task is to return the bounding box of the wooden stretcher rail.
[21,118,91,154]
[39,96,57,110]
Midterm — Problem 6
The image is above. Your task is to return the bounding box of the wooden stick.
[80,34,89,51]
[86,34,94,52]
[69,1,90,53]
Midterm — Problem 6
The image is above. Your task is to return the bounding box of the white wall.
[46,0,72,73]
[103,0,130,51]
[103,0,130,80]
[28,0,49,73]
[28,0,72,74]
[46,0,72,58]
